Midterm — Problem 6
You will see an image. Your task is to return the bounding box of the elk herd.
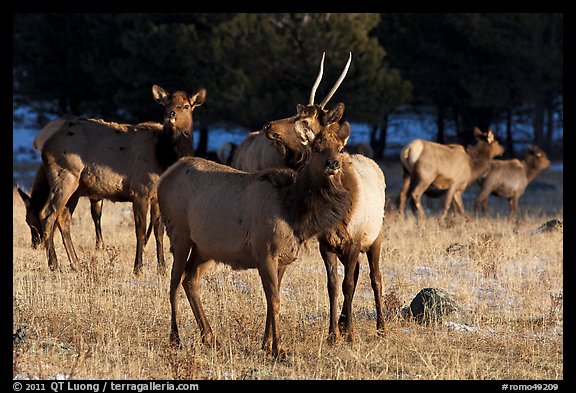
[16,52,552,359]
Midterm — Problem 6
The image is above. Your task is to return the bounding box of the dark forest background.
[12,13,563,159]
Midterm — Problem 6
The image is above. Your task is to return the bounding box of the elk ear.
[324,102,345,125]
[486,130,494,143]
[473,127,484,139]
[296,104,306,114]
[337,122,351,146]
[152,85,170,105]
[191,88,207,107]
[17,187,32,209]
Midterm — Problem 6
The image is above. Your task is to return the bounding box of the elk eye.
[184,104,190,110]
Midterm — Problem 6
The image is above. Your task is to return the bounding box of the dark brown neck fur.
[155,126,195,170]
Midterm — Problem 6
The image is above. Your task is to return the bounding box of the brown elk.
[232,52,349,172]
[473,145,551,217]
[17,165,104,250]
[37,84,205,274]
[157,121,353,359]
[253,53,387,342]
[398,128,504,220]
[17,164,157,251]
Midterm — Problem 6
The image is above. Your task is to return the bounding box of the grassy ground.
[12,160,563,380]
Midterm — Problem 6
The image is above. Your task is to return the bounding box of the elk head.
[308,121,351,181]
[469,127,505,159]
[152,85,206,136]
[263,52,351,152]
[16,188,42,248]
[526,145,551,171]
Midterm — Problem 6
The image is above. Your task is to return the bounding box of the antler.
[309,52,325,105]
[319,52,352,109]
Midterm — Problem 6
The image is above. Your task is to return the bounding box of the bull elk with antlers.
[158,120,354,359]
[398,128,504,220]
[36,85,205,274]
[232,52,349,172]
[251,53,387,342]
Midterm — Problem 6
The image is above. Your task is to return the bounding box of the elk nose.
[166,111,175,118]
[326,159,340,170]
[263,122,271,131]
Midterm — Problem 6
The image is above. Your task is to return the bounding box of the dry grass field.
[12,159,563,381]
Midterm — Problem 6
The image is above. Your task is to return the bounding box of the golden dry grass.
[12,161,563,380]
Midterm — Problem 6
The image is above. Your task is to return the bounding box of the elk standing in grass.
[473,145,551,217]
[17,165,104,250]
[398,128,504,220]
[157,121,353,359]
[37,84,205,274]
[258,53,387,342]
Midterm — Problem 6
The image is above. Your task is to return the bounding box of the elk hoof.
[272,346,287,361]
[326,332,340,345]
[169,333,182,349]
[133,265,143,276]
[202,333,220,350]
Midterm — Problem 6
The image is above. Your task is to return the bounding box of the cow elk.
[17,165,105,250]
[473,145,551,217]
[36,84,205,274]
[157,121,354,359]
[398,128,504,220]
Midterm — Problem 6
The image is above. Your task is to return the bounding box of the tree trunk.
[545,99,555,153]
[505,108,515,158]
[370,115,388,159]
[196,126,208,158]
[436,105,445,144]
[533,100,545,147]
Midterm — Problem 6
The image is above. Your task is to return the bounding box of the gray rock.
[406,288,462,325]
[532,219,563,235]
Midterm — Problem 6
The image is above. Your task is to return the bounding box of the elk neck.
[288,155,357,242]
[155,123,195,170]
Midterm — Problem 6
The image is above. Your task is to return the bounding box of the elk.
[17,164,157,251]
[157,121,353,359]
[253,53,387,342]
[398,128,504,220]
[473,145,551,217]
[17,165,104,250]
[231,52,349,172]
[37,84,205,274]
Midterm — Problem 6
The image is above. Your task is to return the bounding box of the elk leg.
[319,242,340,344]
[398,173,411,219]
[453,191,467,218]
[132,199,149,275]
[410,176,434,220]
[182,253,217,348]
[439,185,458,221]
[474,188,492,217]
[258,257,285,359]
[168,238,192,347]
[58,193,80,271]
[90,199,104,249]
[149,198,166,274]
[263,264,287,348]
[509,195,520,218]
[338,243,361,341]
[367,232,385,334]
[40,172,79,271]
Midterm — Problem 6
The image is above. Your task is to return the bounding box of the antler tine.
[319,51,352,109]
[309,52,325,105]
